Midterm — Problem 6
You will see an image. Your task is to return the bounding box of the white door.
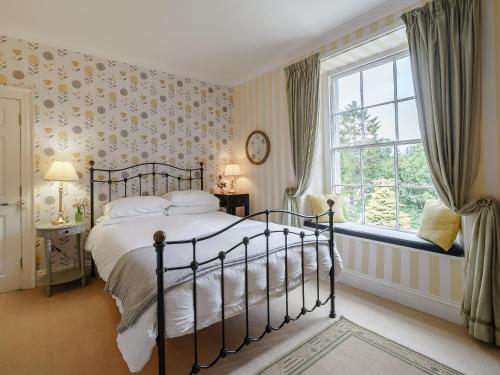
[0,97,22,293]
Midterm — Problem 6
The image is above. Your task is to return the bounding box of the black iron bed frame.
[89,160,336,375]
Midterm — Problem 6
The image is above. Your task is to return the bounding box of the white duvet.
[86,211,342,372]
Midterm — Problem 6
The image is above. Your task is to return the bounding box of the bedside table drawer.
[229,196,247,206]
[56,226,80,237]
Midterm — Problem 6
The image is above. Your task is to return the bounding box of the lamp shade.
[44,161,79,181]
[224,164,241,176]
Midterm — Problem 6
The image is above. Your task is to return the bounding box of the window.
[328,52,436,231]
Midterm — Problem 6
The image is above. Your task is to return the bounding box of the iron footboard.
[153,199,336,374]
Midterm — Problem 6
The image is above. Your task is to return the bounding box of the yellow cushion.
[307,194,345,223]
[418,199,461,251]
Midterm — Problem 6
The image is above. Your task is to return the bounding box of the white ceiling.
[0,0,415,86]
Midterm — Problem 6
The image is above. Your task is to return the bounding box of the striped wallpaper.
[233,0,468,305]
[233,68,294,223]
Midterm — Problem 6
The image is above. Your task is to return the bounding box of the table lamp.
[44,161,79,225]
[224,164,241,194]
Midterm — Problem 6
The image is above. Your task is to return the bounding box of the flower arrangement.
[72,198,87,223]
[216,175,227,194]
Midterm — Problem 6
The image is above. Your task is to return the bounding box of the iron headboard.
[88,160,204,228]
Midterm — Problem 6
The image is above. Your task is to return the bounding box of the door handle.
[0,201,23,207]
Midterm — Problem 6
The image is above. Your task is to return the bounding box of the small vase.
[75,207,83,223]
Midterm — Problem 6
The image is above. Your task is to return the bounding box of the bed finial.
[154,230,166,244]
[89,160,95,169]
[327,199,334,208]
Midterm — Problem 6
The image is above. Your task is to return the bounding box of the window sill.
[303,221,464,257]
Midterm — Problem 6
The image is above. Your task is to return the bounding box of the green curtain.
[283,53,320,226]
[461,198,500,344]
[402,0,500,345]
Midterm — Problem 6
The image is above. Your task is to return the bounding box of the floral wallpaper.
[0,35,234,272]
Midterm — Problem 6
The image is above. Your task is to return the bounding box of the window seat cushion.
[303,221,464,257]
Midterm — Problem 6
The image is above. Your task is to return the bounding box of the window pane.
[334,186,362,224]
[334,149,361,185]
[398,99,421,141]
[363,61,394,106]
[364,186,396,228]
[336,73,361,111]
[329,55,437,233]
[397,56,414,99]
[398,143,432,185]
[364,103,395,144]
[399,188,438,231]
[362,146,395,185]
[334,110,363,146]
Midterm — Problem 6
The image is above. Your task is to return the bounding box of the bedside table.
[215,193,249,216]
[36,222,86,297]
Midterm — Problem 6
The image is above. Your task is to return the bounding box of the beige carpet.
[0,279,499,375]
[259,317,462,374]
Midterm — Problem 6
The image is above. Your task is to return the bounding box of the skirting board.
[339,269,463,325]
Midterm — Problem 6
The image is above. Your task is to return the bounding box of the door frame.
[0,85,35,289]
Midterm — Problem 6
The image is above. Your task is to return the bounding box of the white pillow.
[96,212,165,226]
[163,190,219,207]
[166,204,220,215]
[103,196,171,219]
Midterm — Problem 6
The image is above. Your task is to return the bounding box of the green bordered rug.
[259,317,463,375]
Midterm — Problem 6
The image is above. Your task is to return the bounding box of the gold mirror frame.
[245,130,271,165]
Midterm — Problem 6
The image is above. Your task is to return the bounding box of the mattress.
[86,211,343,372]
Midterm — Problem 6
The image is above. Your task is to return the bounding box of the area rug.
[259,316,463,375]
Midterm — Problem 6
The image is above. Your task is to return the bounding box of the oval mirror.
[246,130,270,165]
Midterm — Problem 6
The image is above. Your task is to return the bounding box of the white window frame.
[322,49,435,231]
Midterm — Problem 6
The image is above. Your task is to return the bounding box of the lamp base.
[229,177,236,194]
[51,214,67,225]
[52,183,67,225]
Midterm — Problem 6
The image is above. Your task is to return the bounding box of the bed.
[85,160,342,374]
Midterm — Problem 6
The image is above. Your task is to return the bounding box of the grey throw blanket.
[105,220,330,333]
